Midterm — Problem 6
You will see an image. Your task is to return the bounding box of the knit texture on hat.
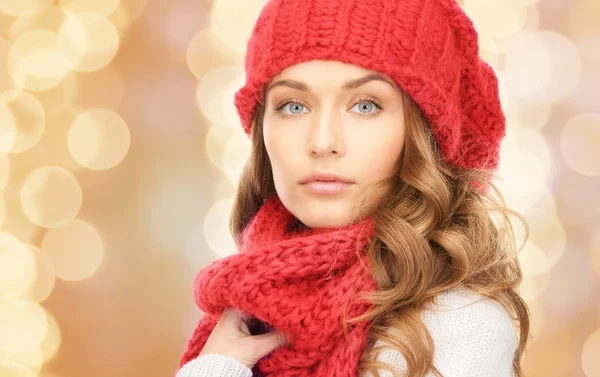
[233,0,506,172]
[175,195,377,377]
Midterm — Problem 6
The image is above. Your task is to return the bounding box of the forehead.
[265,60,400,95]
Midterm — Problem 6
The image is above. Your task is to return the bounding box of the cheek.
[263,116,307,153]
[263,123,302,182]
[264,126,286,170]
[351,123,405,180]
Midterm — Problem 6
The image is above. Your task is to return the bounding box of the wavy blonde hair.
[228,87,531,377]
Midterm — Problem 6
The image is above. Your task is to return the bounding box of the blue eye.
[347,98,384,119]
[273,97,384,119]
[278,101,309,116]
[350,101,379,115]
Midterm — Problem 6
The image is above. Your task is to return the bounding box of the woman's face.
[262,60,406,229]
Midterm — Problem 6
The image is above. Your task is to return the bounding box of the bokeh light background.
[0,0,599,376]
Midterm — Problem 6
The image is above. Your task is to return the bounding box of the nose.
[307,107,346,158]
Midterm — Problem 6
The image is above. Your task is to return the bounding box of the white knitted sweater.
[176,286,518,377]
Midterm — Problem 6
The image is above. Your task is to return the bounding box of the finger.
[281,331,292,345]
[223,308,241,322]
[239,316,250,335]
[216,308,239,329]
[225,308,254,336]
[251,331,288,359]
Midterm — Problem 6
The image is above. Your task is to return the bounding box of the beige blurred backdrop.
[0,0,599,376]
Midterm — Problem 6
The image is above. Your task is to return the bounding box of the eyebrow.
[264,73,400,96]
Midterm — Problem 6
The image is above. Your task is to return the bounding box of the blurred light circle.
[498,75,552,131]
[40,219,104,281]
[204,123,235,173]
[202,197,237,259]
[222,132,251,184]
[109,0,147,33]
[221,79,245,128]
[211,0,269,54]
[491,4,541,54]
[582,328,600,377]
[211,177,236,206]
[509,100,551,131]
[503,32,551,101]
[0,90,46,153]
[7,29,71,92]
[59,0,120,17]
[519,273,550,302]
[0,0,52,17]
[196,65,245,127]
[0,347,43,371]
[0,194,5,227]
[497,147,548,212]
[464,0,528,40]
[184,222,206,273]
[478,35,500,71]
[514,0,542,4]
[21,107,85,175]
[520,129,551,168]
[22,245,56,303]
[20,166,82,228]
[591,225,600,278]
[0,298,47,353]
[504,31,582,103]
[502,126,551,177]
[0,193,41,247]
[518,182,557,220]
[186,28,241,81]
[560,113,600,176]
[518,242,550,278]
[57,12,120,72]
[0,38,18,94]
[517,210,565,271]
[68,108,131,170]
[8,5,67,39]
[0,101,17,152]
[38,308,61,363]
[51,70,78,113]
[0,152,9,190]
[0,232,36,298]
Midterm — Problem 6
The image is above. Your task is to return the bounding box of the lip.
[302,181,353,195]
[299,171,354,185]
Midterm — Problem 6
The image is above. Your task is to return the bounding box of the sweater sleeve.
[175,354,252,377]
[361,288,519,377]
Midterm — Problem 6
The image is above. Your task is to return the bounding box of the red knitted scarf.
[176,195,378,377]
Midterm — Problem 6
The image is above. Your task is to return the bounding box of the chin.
[294,202,353,229]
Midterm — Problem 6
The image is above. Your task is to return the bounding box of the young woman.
[174,0,531,376]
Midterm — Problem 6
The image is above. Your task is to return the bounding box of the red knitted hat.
[233,0,506,172]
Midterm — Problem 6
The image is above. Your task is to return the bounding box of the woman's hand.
[199,308,290,369]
